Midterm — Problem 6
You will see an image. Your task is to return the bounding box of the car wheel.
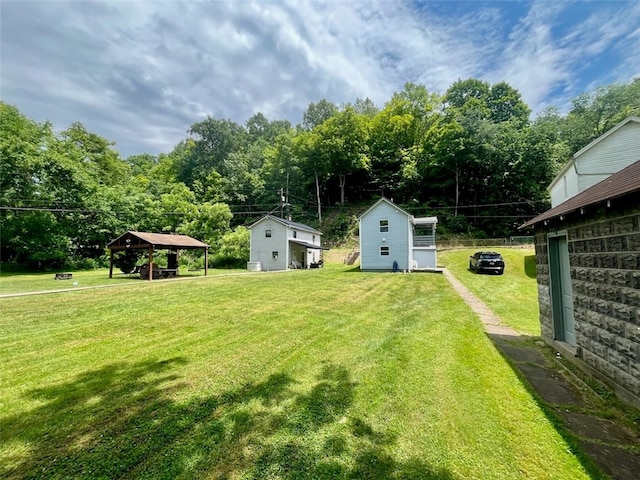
[498,269,504,275]
[469,262,474,271]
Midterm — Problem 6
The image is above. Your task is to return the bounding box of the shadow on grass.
[2,360,453,479]
[343,266,362,273]
[524,255,537,278]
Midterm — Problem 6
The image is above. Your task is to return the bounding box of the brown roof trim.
[108,231,209,250]
[520,159,640,229]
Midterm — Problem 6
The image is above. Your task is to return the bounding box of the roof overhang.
[289,239,329,250]
[412,216,438,225]
[108,231,209,251]
[520,159,640,229]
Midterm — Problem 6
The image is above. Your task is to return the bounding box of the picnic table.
[139,264,177,280]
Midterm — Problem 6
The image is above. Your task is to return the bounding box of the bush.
[112,249,144,274]
[67,257,99,270]
[211,226,249,268]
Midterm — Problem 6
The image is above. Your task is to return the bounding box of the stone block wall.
[533,205,640,405]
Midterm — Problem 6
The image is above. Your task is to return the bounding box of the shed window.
[265,229,272,238]
[272,251,278,259]
[380,219,389,232]
[380,246,390,256]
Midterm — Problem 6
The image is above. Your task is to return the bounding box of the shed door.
[549,235,576,346]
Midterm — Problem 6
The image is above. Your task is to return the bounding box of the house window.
[265,229,272,238]
[293,231,297,238]
[312,235,316,242]
[380,246,390,256]
[380,219,389,232]
[272,251,278,259]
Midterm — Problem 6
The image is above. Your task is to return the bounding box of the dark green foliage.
[113,249,144,274]
[2,77,638,268]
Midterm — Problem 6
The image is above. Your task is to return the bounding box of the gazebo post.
[109,250,114,278]
[204,248,208,276]
[148,247,153,281]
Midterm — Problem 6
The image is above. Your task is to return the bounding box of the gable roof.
[521,159,640,229]
[108,231,209,250]
[248,215,322,235]
[549,116,640,191]
[358,197,411,220]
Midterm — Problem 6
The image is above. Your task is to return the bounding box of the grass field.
[438,247,540,336]
[1,254,593,479]
[0,268,248,296]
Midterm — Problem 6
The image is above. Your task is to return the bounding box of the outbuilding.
[247,215,326,271]
[107,231,209,280]
[521,159,640,408]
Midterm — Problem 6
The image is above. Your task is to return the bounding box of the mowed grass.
[439,248,540,336]
[1,266,590,479]
[0,268,246,295]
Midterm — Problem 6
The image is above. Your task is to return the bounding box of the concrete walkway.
[443,269,640,480]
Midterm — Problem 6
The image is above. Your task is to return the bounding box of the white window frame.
[380,219,389,233]
[380,246,390,256]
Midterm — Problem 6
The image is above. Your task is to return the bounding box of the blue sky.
[2,0,639,157]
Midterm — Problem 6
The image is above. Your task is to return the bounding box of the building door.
[548,234,576,346]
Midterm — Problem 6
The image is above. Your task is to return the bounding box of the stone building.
[521,160,640,408]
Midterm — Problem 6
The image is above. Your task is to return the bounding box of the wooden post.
[204,248,208,276]
[148,247,153,281]
[109,250,114,278]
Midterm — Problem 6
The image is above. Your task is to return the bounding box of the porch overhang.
[289,239,329,250]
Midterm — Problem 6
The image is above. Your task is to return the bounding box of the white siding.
[360,201,410,270]
[577,122,640,174]
[250,218,288,271]
[412,248,437,269]
[550,120,640,208]
[550,168,579,207]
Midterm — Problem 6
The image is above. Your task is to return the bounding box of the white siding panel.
[360,201,410,270]
[550,122,639,207]
[250,219,288,270]
[412,248,437,269]
[577,123,640,175]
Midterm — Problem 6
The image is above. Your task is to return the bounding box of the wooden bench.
[54,273,73,280]
[160,268,178,278]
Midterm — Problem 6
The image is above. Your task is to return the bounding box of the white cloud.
[2,0,639,156]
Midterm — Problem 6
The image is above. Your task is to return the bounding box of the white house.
[358,197,438,271]
[549,116,640,208]
[247,215,325,271]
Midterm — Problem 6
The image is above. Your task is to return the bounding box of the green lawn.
[438,247,540,336]
[0,268,247,295]
[1,263,591,479]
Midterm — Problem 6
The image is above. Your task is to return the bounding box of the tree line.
[1,78,638,269]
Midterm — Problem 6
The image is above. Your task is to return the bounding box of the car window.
[480,253,501,259]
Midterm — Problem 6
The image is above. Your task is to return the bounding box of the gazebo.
[107,231,209,281]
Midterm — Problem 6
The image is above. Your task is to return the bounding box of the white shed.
[549,116,640,208]
[248,215,326,271]
[358,197,438,271]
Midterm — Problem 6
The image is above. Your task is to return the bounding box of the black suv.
[469,251,505,275]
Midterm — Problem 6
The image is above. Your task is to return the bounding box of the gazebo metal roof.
[107,231,209,280]
[108,231,209,250]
